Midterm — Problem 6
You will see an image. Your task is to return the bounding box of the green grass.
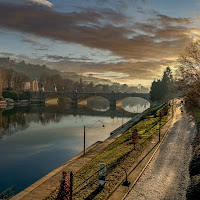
[46,104,169,200]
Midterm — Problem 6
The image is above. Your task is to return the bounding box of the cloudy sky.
[0,0,199,86]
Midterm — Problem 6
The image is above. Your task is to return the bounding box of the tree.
[176,41,200,109]
[150,67,173,102]
[161,67,173,99]
[150,79,163,101]
[56,171,71,200]
[4,68,14,89]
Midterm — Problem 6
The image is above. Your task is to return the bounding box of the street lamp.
[159,111,162,142]
[83,120,105,155]
[122,111,124,128]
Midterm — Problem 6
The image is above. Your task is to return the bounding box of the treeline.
[150,67,173,102]
[0,57,59,81]
[175,41,200,200]
[0,57,149,95]
[39,73,149,93]
[0,68,30,101]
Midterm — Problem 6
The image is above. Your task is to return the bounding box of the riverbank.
[11,104,168,200]
[10,106,150,200]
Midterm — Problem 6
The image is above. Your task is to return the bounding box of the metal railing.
[0,186,15,200]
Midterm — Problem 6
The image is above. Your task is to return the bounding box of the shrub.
[187,181,200,200]
[189,148,200,176]
[56,171,71,200]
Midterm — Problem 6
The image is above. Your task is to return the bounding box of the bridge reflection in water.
[45,103,137,119]
[0,98,148,194]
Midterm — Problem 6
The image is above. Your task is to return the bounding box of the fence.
[0,186,15,200]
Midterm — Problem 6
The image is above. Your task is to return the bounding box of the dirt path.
[125,100,196,200]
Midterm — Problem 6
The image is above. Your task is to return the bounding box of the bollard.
[70,171,73,200]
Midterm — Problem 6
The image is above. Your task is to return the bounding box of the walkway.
[125,100,196,200]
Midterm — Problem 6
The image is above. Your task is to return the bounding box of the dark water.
[0,98,150,195]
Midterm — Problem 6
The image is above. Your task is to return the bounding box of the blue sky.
[0,0,199,86]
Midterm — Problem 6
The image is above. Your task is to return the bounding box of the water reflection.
[0,97,149,195]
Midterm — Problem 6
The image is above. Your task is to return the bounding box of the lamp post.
[159,111,162,142]
[83,120,105,155]
[122,111,124,128]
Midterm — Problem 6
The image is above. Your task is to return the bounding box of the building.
[31,79,39,92]
[24,82,31,91]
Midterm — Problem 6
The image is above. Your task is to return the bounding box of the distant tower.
[32,78,39,91]
[80,78,83,85]
[41,83,45,92]
[54,84,57,92]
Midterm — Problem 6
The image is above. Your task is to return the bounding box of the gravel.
[126,102,196,200]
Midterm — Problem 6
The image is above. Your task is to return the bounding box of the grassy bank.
[186,109,200,200]
[46,104,169,200]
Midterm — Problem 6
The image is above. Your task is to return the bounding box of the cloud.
[45,54,93,62]
[0,3,194,62]
[23,0,53,7]
[156,14,191,25]
[0,52,15,57]
[0,2,197,86]
[44,55,174,83]
[22,36,49,47]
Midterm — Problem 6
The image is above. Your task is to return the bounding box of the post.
[159,111,161,142]
[70,171,73,200]
[122,111,124,128]
[122,166,130,186]
[84,126,86,155]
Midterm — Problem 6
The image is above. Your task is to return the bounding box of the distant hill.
[0,57,59,80]
[61,72,113,85]
[0,57,112,85]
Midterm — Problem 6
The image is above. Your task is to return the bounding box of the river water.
[0,98,149,195]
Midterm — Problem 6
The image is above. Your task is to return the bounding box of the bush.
[0,96,4,101]
[187,181,200,200]
[189,148,200,176]
[56,171,71,200]
[2,89,30,101]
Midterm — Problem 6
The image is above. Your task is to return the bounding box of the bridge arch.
[30,91,152,108]
[78,95,110,111]
[116,97,150,113]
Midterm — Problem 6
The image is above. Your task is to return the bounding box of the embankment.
[11,106,153,200]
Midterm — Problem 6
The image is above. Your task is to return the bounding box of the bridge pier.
[30,91,45,105]
[110,100,116,109]
[71,101,78,108]
[71,92,78,108]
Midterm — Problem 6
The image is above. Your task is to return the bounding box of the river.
[0,97,149,195]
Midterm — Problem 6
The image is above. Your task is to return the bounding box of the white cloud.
[26,0,53,7]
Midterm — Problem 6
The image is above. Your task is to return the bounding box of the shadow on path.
[84,186,104,200]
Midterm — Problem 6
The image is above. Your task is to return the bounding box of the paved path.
[125,100,196,200]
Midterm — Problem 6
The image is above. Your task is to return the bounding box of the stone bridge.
[30,91,152,108]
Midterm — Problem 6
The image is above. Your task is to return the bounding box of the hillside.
[61,72,112,85]
[0,57,59,81]
[0,57,112,85]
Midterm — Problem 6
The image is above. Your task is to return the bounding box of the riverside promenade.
[11,110,149,200]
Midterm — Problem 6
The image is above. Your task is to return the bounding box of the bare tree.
[176,40,200,109]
